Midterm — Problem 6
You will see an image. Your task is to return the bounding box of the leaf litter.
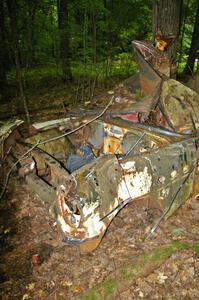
[0,175,199,300]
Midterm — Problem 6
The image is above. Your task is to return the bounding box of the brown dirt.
[0,173,199,300]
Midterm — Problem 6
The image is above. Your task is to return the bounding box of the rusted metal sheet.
[132,40,170,77]
[132,40,168,96]
[103,123,127,154]
[55,118,197,251]
[160,79,199,133]
[0,119,24,159]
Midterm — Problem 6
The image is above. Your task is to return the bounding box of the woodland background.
[0,0,199,113]
[1,3,199,298]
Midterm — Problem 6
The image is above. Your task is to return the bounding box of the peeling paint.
[82,201,100,218]
[183,165,190,173]
[159,176,166,184]
[121,161,136,171]
[58,215,73,234]
[118,167,152,201]
[159,188,170,199]
[84,213,106,238]
[171,170,177,179]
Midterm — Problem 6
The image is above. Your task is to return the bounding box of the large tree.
[183,1,199,75]
[152,0,183,78]
[57,0,72,81]
[7,0,30,122]
[0,0,8,99]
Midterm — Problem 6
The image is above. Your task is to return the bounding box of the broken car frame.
[0,39,199,252]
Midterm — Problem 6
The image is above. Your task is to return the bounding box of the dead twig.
[112,257,121,300]
[146,167,194,240]
[38,96,114,145]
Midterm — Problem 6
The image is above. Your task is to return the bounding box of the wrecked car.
[0,39,199,252]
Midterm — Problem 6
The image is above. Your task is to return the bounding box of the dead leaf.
[73,284,82,293]
[4,228,11,234]
[138,291,144,298]
[22,294,29,300]
[62,280,73,287]
[38,289,47,298]
[145,226,151,234]
[157,271,168,284]
[26,283,35,290]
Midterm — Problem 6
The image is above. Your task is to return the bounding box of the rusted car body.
[1,40,199,252]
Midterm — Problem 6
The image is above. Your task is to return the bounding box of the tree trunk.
[0,0,8,99]
[183,1,199,75]
[26,1,38,68]
[57,0,72,81]
[153,0,183,78]
[7,0,30,123]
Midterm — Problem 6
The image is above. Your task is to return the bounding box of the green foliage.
[177,0,198,73]
[1,0,197,98]
[3,0,152,69]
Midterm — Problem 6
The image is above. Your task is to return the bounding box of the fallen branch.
[146,167,194,240]
[39,96,114,145]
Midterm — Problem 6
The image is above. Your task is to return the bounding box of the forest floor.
[0,73,126,123]
[1,73,199,299]
[0,175,199,300]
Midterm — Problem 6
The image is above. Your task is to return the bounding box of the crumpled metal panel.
[25,128,74,161]
[0,119,24,159]
[56,155,122,246]
[160,79,199,133]
[56,116,197,251]
[136,51,162,96]
[132,40,169,96]
[85,117,184,157]
[132,40,170,77]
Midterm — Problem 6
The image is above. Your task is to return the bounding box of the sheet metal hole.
[93,177,99,186]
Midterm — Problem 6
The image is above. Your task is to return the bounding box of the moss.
[194,242,199,257]
[77,278,117,300]
[120,266,135,280]
[149,241,189,262]
[78,290,97,300]
[103,278,117,300]
[172,227,183,236]
[170,240,189,250]
[77,241,190,300]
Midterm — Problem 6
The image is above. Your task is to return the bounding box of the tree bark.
[183,1,199,75]
[0,0,8,99]
[57,0,72,81]
[7,0,30,123]
[153,0,183,78]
